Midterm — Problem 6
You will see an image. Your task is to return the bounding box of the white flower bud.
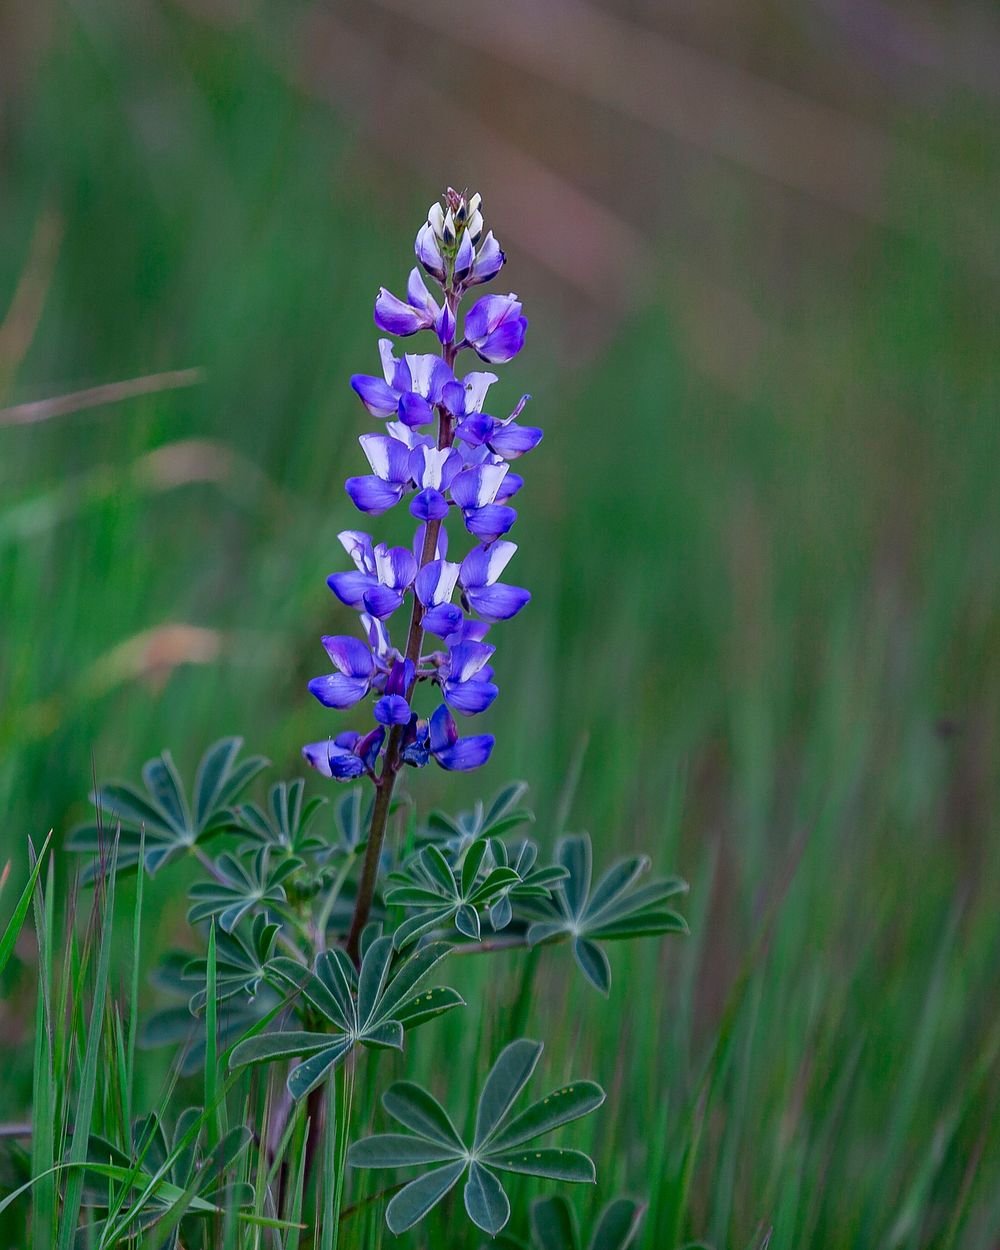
[467,209,484,243]
[468,192,482,216]
[443,208,456,245]
[428,202,445,238]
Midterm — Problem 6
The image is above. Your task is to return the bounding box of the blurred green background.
[1,0,998,1246]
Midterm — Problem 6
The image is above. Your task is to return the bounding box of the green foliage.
[527,834,689,993]
[348,1039,604,1235]
[68,739,267,878]
[230,936,464,1099]
[494,1196,646,1250]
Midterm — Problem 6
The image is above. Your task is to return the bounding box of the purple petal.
[415,222,446,282]
[359,433,413,484]
[374,544,418,591]
[308,673,371,709]
[328,570,376,607]
[475,317,527,364]
[397,391,435,429]
[494,471,523,502]
[345,475,404,515]
[385,657,415,696]
[435,302,456,346]
[444,679,499,716]
[374,694,411,725]
[459,540,517,589]
[489,423,543,459]
[338,529,376,574]
[412,524,448,562]
[456,413,497,446]
[375,288,429,336]
[463,504,517,541]
[468,231,505,285]
[434,734,495,771]
[445,618,491,646]
[466,582,531,621]
[351,374,398,419]
[321,635,374,678]
[428,703,458,755]
[421,603,463,637]
[356,726,386,771]
[453,231,474,283]
[450,462,508,509]
[448,641,495,682]
[302,740,365,780]
[406,266,437,316]
[440,379,467,418]
[415,559,460,607]
[409,487,449,521]
[363,585,406,619]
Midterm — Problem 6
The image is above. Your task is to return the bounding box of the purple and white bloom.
[308,635,375,709]
[463,294,527,364]
[374,658,415,726]
[351,341,452,428]
[409,445,462,521]
[374,268,455,345]
[306,189,538,780]
[328,540,417,621]
[441,641,498,716]
[451,462,518,540]
[460,541,531,621]
[303,727,384,780]
[345,433,413,514]
[415,558,462,638]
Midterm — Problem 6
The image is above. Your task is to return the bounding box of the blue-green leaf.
[385,1160,467,1234]
[464,1162,510,1235]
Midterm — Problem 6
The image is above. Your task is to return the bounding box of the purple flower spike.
[460,541,531,621]
[442,641,498,716]
[308,192,539,789]
[428,704,495,771]
[308,635,375,709]
[463,294,527,364]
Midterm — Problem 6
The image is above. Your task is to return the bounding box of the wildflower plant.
[64,188,689,1240]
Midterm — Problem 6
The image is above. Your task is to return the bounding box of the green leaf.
[589,911,688,941]
[464,1162,511,1235]
[530,1196,580,1250]
[286,1037,353,1101]
[461,838,490,896]
[475,1040,544,1149]
[489,1147,595,1183]
[589,1199,645,1250]
[395,986,465,1031]
[382,1081,464,1148]
[573,938,611,995]
[0,832,51,980]
[346,1134,460,1168]
[194,738,244,827]
[455,903,481,940]
[385,1161,467,1235]
[356,936,394,1026]
[558,836,592,918]
[229,1030,334,1069]
[488,1081,606,1152]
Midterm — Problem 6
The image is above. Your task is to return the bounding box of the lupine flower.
[463,294,528,364]
[459,541,531,621]
[305,188,538,782]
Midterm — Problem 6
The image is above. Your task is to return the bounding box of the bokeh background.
[1,1,998,1246]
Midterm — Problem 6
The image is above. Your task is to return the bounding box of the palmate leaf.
[526,833,689,994]
[232,779,328,855]
[69,737,268,880]
[187,848,302,932]
[424,780,534,852]
[386,840,523,948]
[182,913,283,1011]
[348,1038,604,1237]
[495,1196,645,1250]
[229,937,463,1100]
